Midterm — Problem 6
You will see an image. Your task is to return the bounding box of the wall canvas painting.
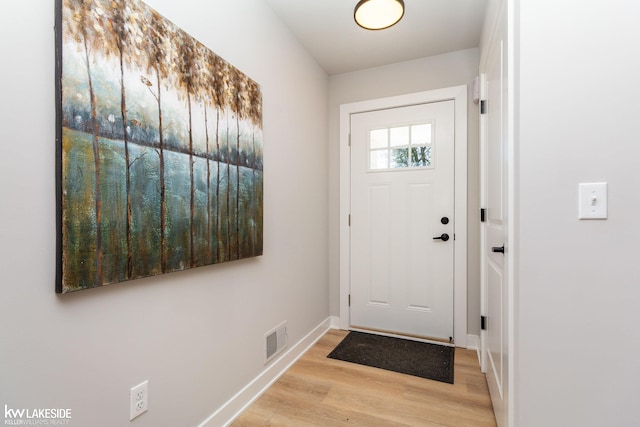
[55,0,263,293]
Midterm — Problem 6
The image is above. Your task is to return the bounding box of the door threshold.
[349,326,455,347]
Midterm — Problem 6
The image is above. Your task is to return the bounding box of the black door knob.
[433,233,450,242]
[491,245,505,254]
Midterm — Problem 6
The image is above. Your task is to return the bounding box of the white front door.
[480,2,510,426]
[349,101,455,341]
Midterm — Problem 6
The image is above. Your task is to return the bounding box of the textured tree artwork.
[55,0,263,293]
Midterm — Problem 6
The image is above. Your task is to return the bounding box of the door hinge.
[481,315,487,331]
[348,294,351,307]
[480,100,487,115]
[348,214,351,226]
[480,208,486,222]
[348,134,351,147]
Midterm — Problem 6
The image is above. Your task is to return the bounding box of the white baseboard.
[466,334,481,364]
[466,334,479,350]
[329,315,340,329]
[199,317,332,427]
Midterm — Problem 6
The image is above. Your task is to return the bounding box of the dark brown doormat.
[327,331,455,384]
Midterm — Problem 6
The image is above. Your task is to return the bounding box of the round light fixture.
[354,0,405,30]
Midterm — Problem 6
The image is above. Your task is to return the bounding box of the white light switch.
[578,182,607,219]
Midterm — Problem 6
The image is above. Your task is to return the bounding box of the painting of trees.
[55,0,264,293]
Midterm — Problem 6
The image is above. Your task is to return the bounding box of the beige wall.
[327,48,482,335]
[515,1,640,425]
[0,1,329,426]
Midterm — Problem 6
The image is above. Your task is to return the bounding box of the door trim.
[339,86,468,347]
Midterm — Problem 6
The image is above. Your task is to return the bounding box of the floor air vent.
[265,321,287,363]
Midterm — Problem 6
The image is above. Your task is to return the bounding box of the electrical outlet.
[129,380,148,421]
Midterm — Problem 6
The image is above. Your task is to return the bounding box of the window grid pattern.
[368,123,433,171]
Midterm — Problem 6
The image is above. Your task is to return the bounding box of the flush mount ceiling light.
[354,0,405,30]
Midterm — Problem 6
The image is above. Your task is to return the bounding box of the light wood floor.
[232,329,496,426]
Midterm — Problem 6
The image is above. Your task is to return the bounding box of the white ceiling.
[265,0,488,75]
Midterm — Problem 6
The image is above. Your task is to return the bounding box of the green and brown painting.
[56,0,263,293]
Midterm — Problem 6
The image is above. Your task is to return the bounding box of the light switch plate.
[578,182,607,219]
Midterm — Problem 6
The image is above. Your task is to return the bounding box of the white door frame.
[339,86,468,347]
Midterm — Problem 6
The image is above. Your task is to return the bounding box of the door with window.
[350,100,455,340]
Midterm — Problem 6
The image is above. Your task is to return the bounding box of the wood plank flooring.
[232,329,496,426]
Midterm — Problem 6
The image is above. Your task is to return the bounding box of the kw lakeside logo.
[4,405,72,425]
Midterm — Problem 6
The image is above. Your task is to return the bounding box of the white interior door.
[349,101,455,341]
[480,2,510,426]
